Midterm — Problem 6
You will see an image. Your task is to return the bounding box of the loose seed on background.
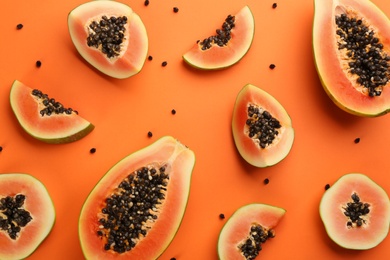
[36,60,42,68]
[144,0,149,6]
[90,148,96,154]
[219,213,225,219]
[269,64,276,69]
[173,7,179,13]
[272,3,278,9]
[264,178,270,185]
[148,55,153,61]
[148,131,153,137]
[0,146,3,152]
[325,184,330,190]
[171,109,176,115]
[162,61,168,67]
[354,138,360,144]
[16,24,23,30]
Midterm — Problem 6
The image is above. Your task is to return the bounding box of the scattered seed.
[148,55,153,61]
[272,3,278,9]
[16,24,23,30]
[219,213,225,219]
[325,184,330,190]
[148,131,153,137]
[0,146,3,152]
[162,61,168,67]
[269,64,276,69]
[170,258,177,260]
[36,60,42,68]
[263,178,270,185]
[144,0,149,6]
[354,138,360,144]
[171,109,176,115]
[173,7,179,13]
[90,148,96,154]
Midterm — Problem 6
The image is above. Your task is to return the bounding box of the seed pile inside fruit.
[31,89,76,116]
[97,165,170,253]
[343,192,370,228]
[199,14,235,50]
[0,194,33,239]
[87,15,127,58]
[246,104,281,148]
[335,13,390,97]
[238,224,275,260]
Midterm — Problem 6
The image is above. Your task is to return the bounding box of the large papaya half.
[313,0,390,116]
[0,173,56,260]
[232,84,294,167]
[183,6,254,70]
[10,80,94,144]
[218,203,286,260]
[320,173,390,250]
[68,0,148,79]
[79,136,195,259]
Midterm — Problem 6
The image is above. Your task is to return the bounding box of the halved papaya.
[313,0,390,116]
[320,173,390,250]
[218,203,286,259]
[79,136,195,259]
[68,0,148,79]
[232,84,294,167]
[183,6,254,70]
[10,80,94,144]
[0,173,56,260]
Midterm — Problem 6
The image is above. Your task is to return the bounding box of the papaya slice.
[10,80,94,144]
[79,136,195,259]
[232,84,294,167]
[218,203,286,259]
[313,0,390,116]
[0,173,56,260]
[320,173,390,250]
[68,0,148,79]
[183,6,254,70]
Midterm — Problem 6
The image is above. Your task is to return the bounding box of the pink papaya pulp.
[313,0,390,116]
[68,0,148,79]
[232,84,294,167]
[218,203,286,260]
[79,136,195,259]
[10,80,94,144]
[0,173,55,260]
[320,173,390,250]
[183,6,254,70]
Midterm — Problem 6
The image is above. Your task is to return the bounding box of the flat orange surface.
[1,0,390,259]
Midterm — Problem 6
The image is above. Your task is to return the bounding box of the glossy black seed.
[162,61,168,67]
[335,13,389,97]
[171,109,176,115]
[90,148,96,154]
[263,178,270,185]
[272,3,277,9]
[144,0,149,6]
[16,24,23,30]
[0,146,2,152]
[173,7,179,13]
[269,64,276,69]
[36,60,42,68]
[219,213,225,219]
[354,137,360,144]
[148,55,153,61]
[325,184,330,190]
[147,131,153,137]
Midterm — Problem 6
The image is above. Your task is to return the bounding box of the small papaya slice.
[0,173,56,260]
[218,203,286,259]
[183,6,254,70]
[313,0,390,116]
[68,0,148,79]
[232,84,294,167]
[320,173,390,250]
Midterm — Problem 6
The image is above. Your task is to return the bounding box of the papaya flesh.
[232,84,294,167]
[0,173,56,260]
[68,0,148,79]
[313,0,390,116]
[218,203,286,260]
[320,173,390,250]
[183,6,254,70]
[10,80,94,144]
[79,136,195,259]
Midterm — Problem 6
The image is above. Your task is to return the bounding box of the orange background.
[1,0,390,259]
